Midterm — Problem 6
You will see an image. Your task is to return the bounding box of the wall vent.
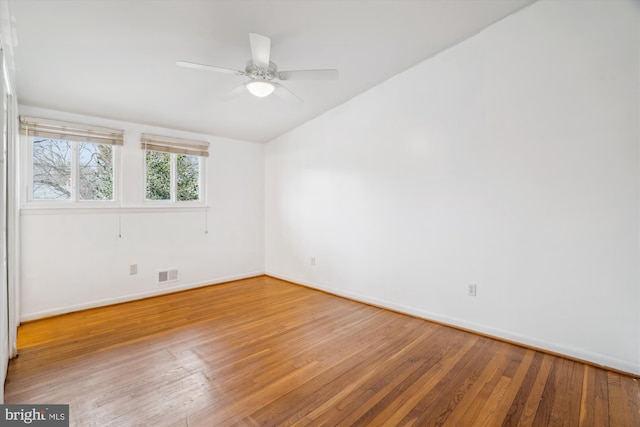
[158,269,178,284]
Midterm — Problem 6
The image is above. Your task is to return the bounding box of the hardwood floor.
[5,276,640,426]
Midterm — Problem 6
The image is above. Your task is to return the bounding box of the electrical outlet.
[468,284,477,297]
[310,256,316,266]
[130,264,138,275]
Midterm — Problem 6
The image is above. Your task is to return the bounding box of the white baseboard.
[20,271,265,322]
[266,271,640,376]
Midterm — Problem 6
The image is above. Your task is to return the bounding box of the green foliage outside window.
[145,151,200,201]
[145,150,171,200]
[177,154,199,201]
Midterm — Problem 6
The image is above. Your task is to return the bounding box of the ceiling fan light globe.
[247,81,275,97]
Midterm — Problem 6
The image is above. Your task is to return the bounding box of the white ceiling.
[8,0,535,143]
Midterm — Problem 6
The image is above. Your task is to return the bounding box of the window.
[78,142,113,200]
[21,117,123,202]
[141,134,208,203]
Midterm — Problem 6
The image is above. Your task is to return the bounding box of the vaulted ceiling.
[8,0,535,143]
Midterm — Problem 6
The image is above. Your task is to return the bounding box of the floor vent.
[158,269,178,284]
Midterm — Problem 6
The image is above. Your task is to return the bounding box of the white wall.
[20,106,264,320]
[265,0,640,374]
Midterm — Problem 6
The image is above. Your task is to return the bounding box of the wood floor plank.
[401,338,502,425]
[500,351,545,426]
[532,356,567,427]
[440,342,513,426]
[593,366,611,426]
[298,323,439,425]
[554,358,584,426]
[579,365,597,427]
[247,323,416,425]
[621,374,640,424]
[608,371,639,427]
[5,276,640,426]
[361,334,481,425]
[455,353,514,426]
[513,353,554,427]
[476,349,536,426]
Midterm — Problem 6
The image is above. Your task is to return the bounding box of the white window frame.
[143,151,205,204]
[21,117,122,207]
[141,133,208,205]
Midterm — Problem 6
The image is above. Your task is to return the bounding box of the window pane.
[32,138,71,200]
[146,150,171,200]
[78,142,113,201]
[177,154,200,201]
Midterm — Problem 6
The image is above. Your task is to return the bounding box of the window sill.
[20,204,210,216]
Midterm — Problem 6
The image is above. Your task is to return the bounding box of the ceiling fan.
[177,33,339,102]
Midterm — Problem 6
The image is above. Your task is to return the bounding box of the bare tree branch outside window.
[32,138,114,201]
[78,142,113,200]
[32,138,71,200]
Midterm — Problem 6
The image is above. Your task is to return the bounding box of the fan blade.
[176,60,244,76]
[219,83,248,101]
[249,33,271,69]
[273,82,303,103]
[278,69,339,81]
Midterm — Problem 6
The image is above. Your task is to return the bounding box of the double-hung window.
[141,134,208,203]
[21,116,123,202]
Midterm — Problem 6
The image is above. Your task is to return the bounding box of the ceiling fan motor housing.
[245,60,278,81]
